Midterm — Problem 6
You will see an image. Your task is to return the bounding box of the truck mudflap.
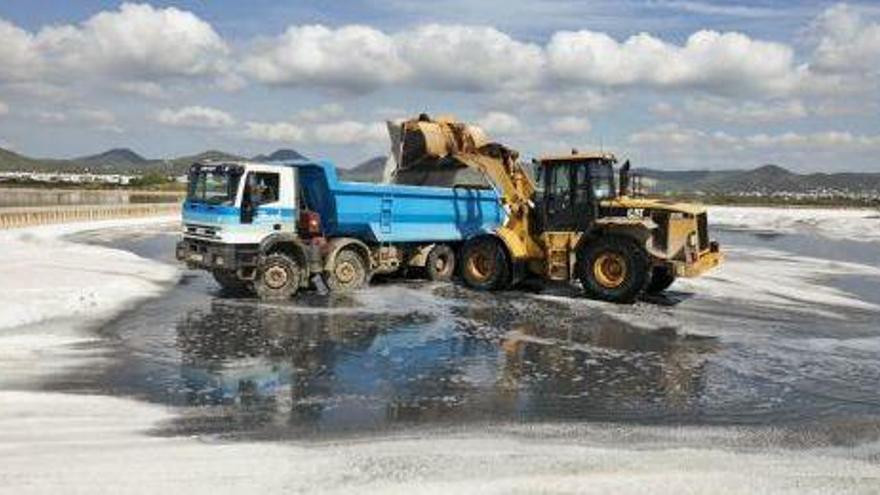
[672,243,724,278]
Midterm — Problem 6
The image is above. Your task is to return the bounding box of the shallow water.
[0,188,180,207]
[58,224,880,447]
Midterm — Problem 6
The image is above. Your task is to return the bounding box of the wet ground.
[61,225,880,448]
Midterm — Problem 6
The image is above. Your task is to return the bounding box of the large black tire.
[425,244,456,282]
[254,253,301,300]
[460,236,510,291]
[646,266,676,294]
[577,236,651,303]
[326,248,368,292]
[211,269,252,295]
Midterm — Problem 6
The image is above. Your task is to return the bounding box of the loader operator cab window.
[589,160,616,201]
[541,158,614,231]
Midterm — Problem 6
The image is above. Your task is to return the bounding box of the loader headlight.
[687,232,698,248]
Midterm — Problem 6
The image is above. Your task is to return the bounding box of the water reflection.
[169,296,718,437]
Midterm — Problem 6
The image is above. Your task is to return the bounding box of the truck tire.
[577,236,650,303]
[426,244,455,282]
[326,248,368,292]
[254,253,301,300]
[646,266,676,294]
[211,269,252,295]
[461,237,510,291]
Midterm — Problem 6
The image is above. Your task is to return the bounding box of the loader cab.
[534,152,617,232]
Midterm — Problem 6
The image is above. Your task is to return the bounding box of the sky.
[0,1,879,171]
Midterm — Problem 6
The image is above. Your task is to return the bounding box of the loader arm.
[451,150,543,259]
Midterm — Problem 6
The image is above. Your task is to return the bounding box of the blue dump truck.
[176,159,505,299]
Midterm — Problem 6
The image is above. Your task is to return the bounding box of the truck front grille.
[185,223,220,240]
[697,213,709,251]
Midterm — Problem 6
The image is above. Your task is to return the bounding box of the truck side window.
[247,172,280,206]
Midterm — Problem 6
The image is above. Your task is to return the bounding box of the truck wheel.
[646,266,676,294]
[461,237,509,291]
[254,253,301,300]
[211,269,252,295]
[577,236,650,303]
[426,244,455,282]
[327,248,368,292]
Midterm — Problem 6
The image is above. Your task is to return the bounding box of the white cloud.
[76,108,117,126]
[312,120,386,145]
[546,29,800,95]
[35,111,68,124]
[242,121,307,143]
[39,3,228,79]
[242,20,817,98]
[156,106,236,129]
[0,3,227,87]
[550,116,591,135]
[29,107,120,132]
[654,97,808,124]
[0,100,9,115]
[629,124,880,153]
[744,131,880,150]
[242,118,386,145]
[476,111,523,135]
[649,1,785,18]
[116,81,168,99]
[811,4,880,74]
[295,103,345,122]
[396,24,543,91]
[243,24,408,92]
[0,19,42,81]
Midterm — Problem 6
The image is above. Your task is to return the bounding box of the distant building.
[0,171,138,185]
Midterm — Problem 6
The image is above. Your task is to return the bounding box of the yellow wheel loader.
[387,114,724,303]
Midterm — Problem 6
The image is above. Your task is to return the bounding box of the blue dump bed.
[296,162,505,244]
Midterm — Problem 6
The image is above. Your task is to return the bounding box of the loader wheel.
[211,269,252,295]
[577,236,650,303]
[254,253,301,300]
[461,237,509,291]
[646,266,676,294]
[327,248,368,293]
[426,244,456,282]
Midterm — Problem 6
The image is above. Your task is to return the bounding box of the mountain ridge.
[3,147,880,196]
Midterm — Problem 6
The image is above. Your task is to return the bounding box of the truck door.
[241,169,292,230]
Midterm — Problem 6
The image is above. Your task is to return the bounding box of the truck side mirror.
[241,187,255,224]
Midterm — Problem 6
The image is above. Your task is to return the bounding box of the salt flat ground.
[1,206,879,494]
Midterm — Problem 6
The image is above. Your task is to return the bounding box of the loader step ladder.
[545,233,571,281]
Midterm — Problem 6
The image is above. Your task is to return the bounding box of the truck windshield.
[187,166,243,206]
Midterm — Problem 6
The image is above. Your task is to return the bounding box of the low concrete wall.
[0,203,181,229]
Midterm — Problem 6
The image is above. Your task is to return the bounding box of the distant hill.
[252,149,307,162]
[4,145,878,197]
[0,147,42,172]
[338,156,386,182]
[639,164,880,195]
[167,150,245,172]
[75,148,148,172]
